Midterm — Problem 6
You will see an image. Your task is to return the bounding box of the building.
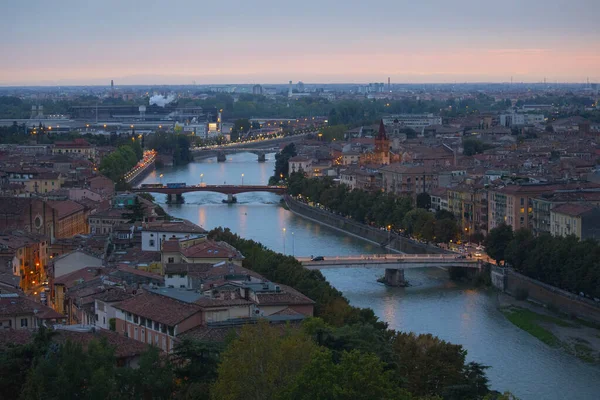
[430,187,449,211]
[23,172,63,194]
[114,291,203,352]
[89,208,131,234]
[0,197,57,238]
[47,200,87,238]
[252,84,263,95]
[532,190,600,236]
[339,167,380,191]
[141,219,207,252]
[161,237,243,266]
[382,114,442,129]
[360,120,390,166]
[94,289,133,330]
[500,113,545,127]
[52,267,104,317]
[288,156,312,175]
[88,175,114,198]
[447,185,488,238]
[550,203,600,240]
[380,164,438,198]
[0,293,65,329]
[52,139,96,160]
[0,232,49,291]
[50,249,103,279]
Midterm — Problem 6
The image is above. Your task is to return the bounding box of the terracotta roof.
[379,164,436,174]
[47,200,85,219]
[115,264,163,280]
[144,219,206,234]
[93,288,133,303]
[289,156,311,162]
[551,203,598,217]
[54,267,104,288]
[113,292,201,327]
[255,284,315,306]
[181,240,241,260]
[0,294,64,320]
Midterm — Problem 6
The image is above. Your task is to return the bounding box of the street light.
[292,232,295,256]
[241,173,244,186]
[200,173,204,185]
[283,228,286,255]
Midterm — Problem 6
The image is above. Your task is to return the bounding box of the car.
[474,252,482,257]
[311,256,325,261]
[455,254,467,259]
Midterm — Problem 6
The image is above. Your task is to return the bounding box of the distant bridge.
[132,184,286,196]
[297,254,480,270]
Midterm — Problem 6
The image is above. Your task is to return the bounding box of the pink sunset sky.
[1,0,599,85]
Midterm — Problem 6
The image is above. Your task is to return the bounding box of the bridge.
[297,254,481,286]
[132,184,286,203]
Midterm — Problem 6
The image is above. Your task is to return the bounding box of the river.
[141,152,600,400]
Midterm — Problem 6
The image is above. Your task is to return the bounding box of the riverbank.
[283,195,447,255]
[498,293,600,364]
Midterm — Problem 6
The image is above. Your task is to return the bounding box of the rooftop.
[113,291,201,327]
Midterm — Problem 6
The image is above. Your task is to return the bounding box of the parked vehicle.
[455,254,467,259]
[141,183,164,188]
[311,256,325,261]
[166,182,186,189]
[474,252,482,257]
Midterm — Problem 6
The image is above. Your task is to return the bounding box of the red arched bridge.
[133,184,286,196]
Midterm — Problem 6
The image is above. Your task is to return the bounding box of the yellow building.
[447,184,488,238]
[52,138,96,160]
[550,203,600,240]
[24,172,63,194]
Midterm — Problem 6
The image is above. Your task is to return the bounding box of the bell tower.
[375,119,390,165]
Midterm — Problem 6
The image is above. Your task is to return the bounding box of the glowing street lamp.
[282,228,286,254]
[200,173,204,185]
[241,173,244,186]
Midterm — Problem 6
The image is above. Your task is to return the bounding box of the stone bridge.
[133,184,286,203]
[297,254,481,286]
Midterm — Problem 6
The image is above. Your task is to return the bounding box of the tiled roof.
[551,203,597,217]
[255,284,315,306]
[143,219,206,234]
[0,294,64,320]
[181,240,242,260]
[54,267,104,287]
[93,288,133,303]
[55,328,149,358]
[47,200,85,219]
[113,292,201,327]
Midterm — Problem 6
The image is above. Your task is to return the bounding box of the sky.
[1,0,599,85]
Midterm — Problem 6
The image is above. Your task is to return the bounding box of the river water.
[141,152,600,400]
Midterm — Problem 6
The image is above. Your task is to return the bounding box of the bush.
[514,287,529,301]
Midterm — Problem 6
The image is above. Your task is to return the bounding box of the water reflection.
[140,153,600,400]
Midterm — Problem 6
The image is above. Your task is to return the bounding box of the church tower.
[375,119,390,165]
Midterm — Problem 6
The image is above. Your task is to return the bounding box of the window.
[168,326,174,336]
[149,240,155,247]
[154,321,159,330]
[21,318,28,327]
[133,315,139,324]
[147,319,152,328]
[168,257,174,263]
[520,198,524,206]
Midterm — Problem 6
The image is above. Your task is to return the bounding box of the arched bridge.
[296,254,481,286]
[297,254,480,270]
[133,184,286,196]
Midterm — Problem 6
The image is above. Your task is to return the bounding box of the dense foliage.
[269,143,297,184]
[146,131,193,166]
[463,138,493,156]
[99,144,141,190]
[208,228,494,399]
[485,225,600,299]
[286,173,459,242]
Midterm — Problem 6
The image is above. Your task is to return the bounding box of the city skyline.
[1,0,599,86]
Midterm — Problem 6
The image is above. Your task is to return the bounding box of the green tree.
[416,192,432,210]
[271,143,297,183]
[463,138,491,156]
[283,349,411,400]
[435,218,459,243]
[211,321,318,400]
[483,224,514,265]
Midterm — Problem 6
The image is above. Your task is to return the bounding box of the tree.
[483,224,514,265]
[435,218,459,243]
[271,143,297,183]
[463,138,491,156]
[416,192,432,210]
[211,321,318,400]
[283,349,411,400]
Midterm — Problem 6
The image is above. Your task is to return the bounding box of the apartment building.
[380,164,438,197]
[550,203,600,240]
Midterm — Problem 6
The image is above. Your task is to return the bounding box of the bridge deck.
[297,254,480,270]
[133,185,286,195]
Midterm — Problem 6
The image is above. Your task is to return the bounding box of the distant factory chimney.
[288,80,293,98]
[111,80,114,97]
[388,77,391,92]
